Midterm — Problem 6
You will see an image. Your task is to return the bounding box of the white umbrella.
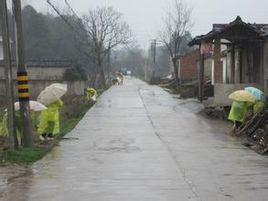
[37,83,67,106]
[14,101,47,111]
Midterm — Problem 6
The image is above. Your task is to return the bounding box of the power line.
[46,0,83,40]
[46,0,92,60]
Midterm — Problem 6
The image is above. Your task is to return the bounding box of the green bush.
[64,65,87,81]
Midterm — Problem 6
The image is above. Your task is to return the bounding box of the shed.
[190,16,268,106]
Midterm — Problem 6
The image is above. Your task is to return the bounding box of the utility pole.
[0,0,16,149]
[152,39,157,64]
[107,48,111,85]
[150,39,157,78]
[199,52,205,103]
[12,0,33,147]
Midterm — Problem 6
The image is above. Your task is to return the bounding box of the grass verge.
[0,92,103,166]
[0,147,51,165]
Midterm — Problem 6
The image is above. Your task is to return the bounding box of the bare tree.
[83,7,132,87]
[160,0,192,87]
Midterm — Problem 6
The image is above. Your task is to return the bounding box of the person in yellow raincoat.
[253,100,265,114]
[0,114,8,138]
[0,111,31,145]
[228,100,250,130]
[38,100,63,140]
[86,88,97,102]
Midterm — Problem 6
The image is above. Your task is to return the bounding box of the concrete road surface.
[2,78,268,201]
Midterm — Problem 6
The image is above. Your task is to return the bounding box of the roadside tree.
[160,0,192,87]
[83,7,132,88]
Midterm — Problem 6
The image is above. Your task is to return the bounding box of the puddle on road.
[61,137,79,141]
[93,137,141,153]
[0,166,33,201]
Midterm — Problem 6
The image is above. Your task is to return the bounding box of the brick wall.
[214,38,222,83]
[179,49,200,83]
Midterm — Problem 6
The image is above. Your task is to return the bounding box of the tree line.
[1,1,194,87]
[1,5,133,88]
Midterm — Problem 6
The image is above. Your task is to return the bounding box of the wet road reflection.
[1,78,268,201]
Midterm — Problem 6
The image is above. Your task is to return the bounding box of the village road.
[2,78,268,201]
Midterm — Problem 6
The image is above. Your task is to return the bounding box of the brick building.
[178,49,213,85]
[178,49,199,84]
[190,16,268,106]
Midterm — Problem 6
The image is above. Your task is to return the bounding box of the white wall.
[221,57,227,84]
[0,41,3,61]
[211,59,215,85]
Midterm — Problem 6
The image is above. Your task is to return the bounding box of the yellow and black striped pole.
[17,72,30,102]
[13,0,33,147]
[16,71,32,147]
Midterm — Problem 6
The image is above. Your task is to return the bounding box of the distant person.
[86,88,97,102]
[117,72,124,85]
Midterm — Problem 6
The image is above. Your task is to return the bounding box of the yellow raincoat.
[0,111,28,144]
[0,114,8,137]
[86,88,97,101]
[38,100,63,135]
[253,101,265,114]
[228,101,250,123]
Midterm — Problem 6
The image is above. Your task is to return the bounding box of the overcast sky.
[24,0,268,49]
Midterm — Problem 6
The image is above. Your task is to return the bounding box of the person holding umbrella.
[38,100,63,141]
[37,83,67,141]
[228,90,256,133]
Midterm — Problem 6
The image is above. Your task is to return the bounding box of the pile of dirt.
[203,106,230,120]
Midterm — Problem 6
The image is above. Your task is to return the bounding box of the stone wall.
[0,64,88,101]
[0,80,88,100]
[0,66,66,80]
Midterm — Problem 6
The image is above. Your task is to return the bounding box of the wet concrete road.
[2,78,268,201]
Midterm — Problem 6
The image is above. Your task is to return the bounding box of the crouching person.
[38,100,63,141]
[86,88,97,102]
[228,100,250,135]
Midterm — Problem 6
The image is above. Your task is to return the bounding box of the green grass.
[0,116,84,165]
[0,89,107,166]
[59,117,82,137]
[0,117,83,166]
[0,147,50,165]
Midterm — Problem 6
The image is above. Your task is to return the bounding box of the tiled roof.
[189,16,268,46]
